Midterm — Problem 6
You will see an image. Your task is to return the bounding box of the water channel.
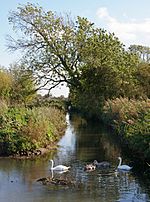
[0,113,150,202]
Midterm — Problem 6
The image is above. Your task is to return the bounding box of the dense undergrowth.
[0,100,66,156]
[101,98,150,160]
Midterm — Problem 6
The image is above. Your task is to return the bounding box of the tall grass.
[102,97,150,159]
[102,97,150,125]
[0,105,66,155]
[0,99,8,115]
[21,107,66,147]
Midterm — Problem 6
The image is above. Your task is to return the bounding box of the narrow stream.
[0,113,150,202]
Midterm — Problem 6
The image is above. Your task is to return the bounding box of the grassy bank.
[0,101,66,156]
[101,98,150,160]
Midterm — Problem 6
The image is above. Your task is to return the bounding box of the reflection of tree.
[96,133,120,162]
[69,113,121,163]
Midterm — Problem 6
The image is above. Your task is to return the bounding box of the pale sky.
[1,0,150,96]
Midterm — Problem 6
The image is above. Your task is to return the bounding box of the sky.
[1,0,150,96]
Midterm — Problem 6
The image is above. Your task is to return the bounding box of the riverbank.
[0,102,67,157]
[101,97,150,162]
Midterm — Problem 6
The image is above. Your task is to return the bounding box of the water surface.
[0,113,150,202]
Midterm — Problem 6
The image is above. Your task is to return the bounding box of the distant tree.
[129,44,150,63]
[135,63,150,98]
[9,63,37,105]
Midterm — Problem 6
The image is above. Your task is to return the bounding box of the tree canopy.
[0,64,36,105]
[9,63,37,105]
[7,3,142,117]
[7,3,137,92]
[7,3,84,93]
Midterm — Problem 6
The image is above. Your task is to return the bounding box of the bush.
[102,97,150,159]
[124,110,150,159]
[102,97,150,127]
[0,106,66,155]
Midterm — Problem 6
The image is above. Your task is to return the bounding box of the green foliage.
[102,97,150,125]
[0,68,13,100]
[7,3,82,91]
[68,16,140,117]
[3,3,150,161]
[69,32,139,118]
[0,64,37,105]
[21,107,66,146]
[0,107,31,155]
[102,98,150,159]
[7,4,150,116]
[7,4,138,94]
[135,63,150,98]
[9,63,37,105]
[124,110,150,158]
[34,94,67,111]
[0,106,66,155]
[0,100,8,116]
[7,3,144,118]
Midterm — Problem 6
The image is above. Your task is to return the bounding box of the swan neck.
[119,158,122,166]
[51,160,54,169]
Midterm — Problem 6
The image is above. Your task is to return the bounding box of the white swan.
[117,157,132,171]
[50,159,70,171]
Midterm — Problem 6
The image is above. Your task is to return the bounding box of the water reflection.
[57,114,76,163]
[0,113,149,202]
